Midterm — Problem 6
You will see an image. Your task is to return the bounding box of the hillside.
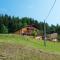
[0,34,60,60]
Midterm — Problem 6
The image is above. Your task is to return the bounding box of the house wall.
[14,26,39,35]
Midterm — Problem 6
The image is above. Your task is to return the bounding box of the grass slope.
[0,34,60,60]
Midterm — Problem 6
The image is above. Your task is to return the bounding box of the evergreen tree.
[0,24,8,33]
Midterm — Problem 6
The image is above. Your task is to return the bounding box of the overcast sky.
[0,0,60,25]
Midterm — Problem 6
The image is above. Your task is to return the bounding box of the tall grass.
[0,34,60,54]
[0,34,60,60]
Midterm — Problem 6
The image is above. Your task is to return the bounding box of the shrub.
[32,30,37,37]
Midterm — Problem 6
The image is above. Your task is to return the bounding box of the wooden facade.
[14,25,38,35]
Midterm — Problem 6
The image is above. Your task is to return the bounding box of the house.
[14,24,39,36]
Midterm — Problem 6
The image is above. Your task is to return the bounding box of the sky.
[0,0,60,25]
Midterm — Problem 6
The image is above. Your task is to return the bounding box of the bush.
[32,30,37,36]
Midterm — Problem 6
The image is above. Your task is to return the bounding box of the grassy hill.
[0,34,60,60]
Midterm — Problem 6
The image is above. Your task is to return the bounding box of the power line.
[45,0,56,20]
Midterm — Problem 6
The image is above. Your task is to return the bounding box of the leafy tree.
[0,14,60,35]
[0,24,8,33]
[50,24,56,33]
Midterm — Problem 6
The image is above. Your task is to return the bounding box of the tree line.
[0,14,60,35]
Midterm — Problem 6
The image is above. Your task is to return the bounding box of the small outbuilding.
[47,33,58,41]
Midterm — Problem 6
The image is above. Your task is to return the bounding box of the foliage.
[0,24,8,33]
[32,30,37,36]
[0,14,60,34]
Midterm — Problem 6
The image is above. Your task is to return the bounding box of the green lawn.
[0,34,60,54]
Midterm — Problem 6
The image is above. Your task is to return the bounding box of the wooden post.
[44,20,46,47]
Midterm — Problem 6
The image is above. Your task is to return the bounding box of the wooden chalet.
[14,24,39,36]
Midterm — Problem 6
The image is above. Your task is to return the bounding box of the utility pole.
[44,20,46,47]
[43,0,56,47]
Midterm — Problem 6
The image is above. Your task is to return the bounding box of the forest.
[0,14,60,35]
